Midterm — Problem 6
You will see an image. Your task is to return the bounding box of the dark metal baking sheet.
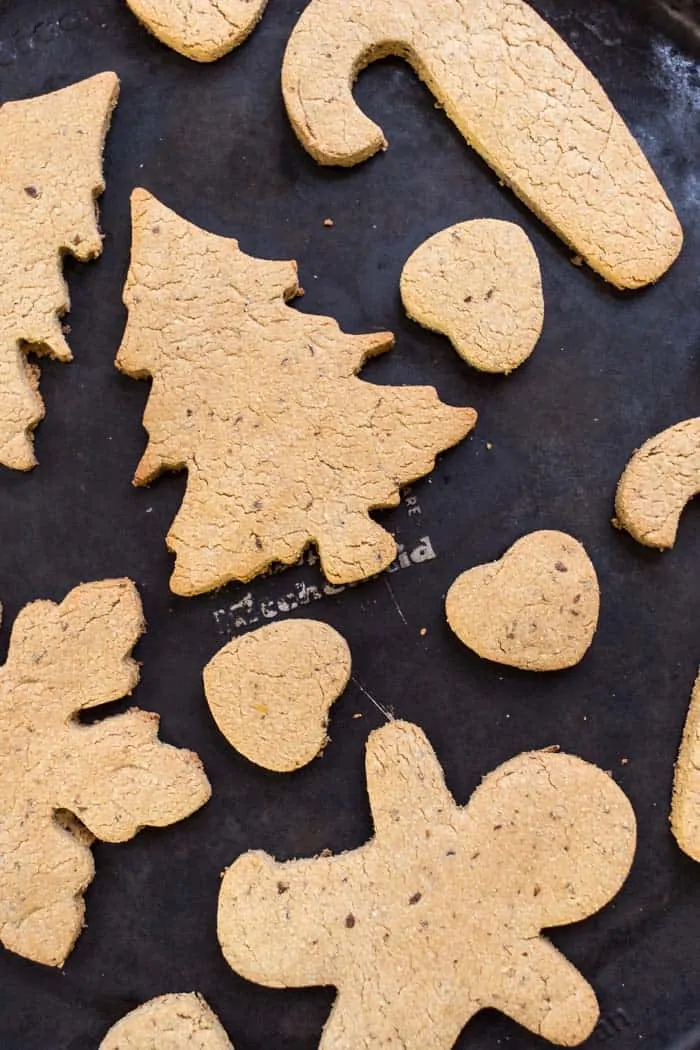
[0,1,698,1048]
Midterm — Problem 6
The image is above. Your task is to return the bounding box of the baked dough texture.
[400,219,543,373]
[671,671,700,863]
[282,0,682,289]
[218,720,636,1050]
[126,0,268,62]
[0,73,119,470]
[99,993,233,1049]
[117,190,476,597]
[615,417,700,549]
[204,619,352,772]
[445,531,599,671]
[0,579,210,968]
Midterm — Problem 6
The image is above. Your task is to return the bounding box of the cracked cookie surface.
[282,0,682,288]
[204,619,351,772]
[100,993,233,1049]
[126,0,267,61]
[445,531,600,671]
[218,720,636,1050]
[671,671,700,863]
[400,219,543,373]
[0,579,210,967]
[0,73,118,470]
[117,190,476,596]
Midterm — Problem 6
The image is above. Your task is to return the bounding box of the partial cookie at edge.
[282,0,682,288]
[126,0,268,61]
[99,993,233,1049]
[615,417,700,549]
[671,671,700,864]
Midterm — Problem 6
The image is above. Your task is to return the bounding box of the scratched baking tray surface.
[0,1,698,1048]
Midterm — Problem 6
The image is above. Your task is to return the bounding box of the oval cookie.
[203,619,352,772]
[401,220,543,374]
[446,531,600,671]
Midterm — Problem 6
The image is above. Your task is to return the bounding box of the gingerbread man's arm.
[218,850,360,989]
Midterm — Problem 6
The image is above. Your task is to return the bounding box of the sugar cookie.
[400,220,543,373]
[0,73,118,470]
[204,619,351,772]
[0,579,210,967]
[126,0,267,62]
[117,190,476,596]
[219,720,636,1050]
[671,671,700,863]
[445,531,599,671]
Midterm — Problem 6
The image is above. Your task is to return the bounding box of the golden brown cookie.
[117,190,476,597]
[99,993,233,1049]
[282,0,682,289]
[0,73,119,470]
[615,417,700,549]
[671,670,700,863]
[0,579,210,967]
[126,0,268,62]
[400,220,543,373]
[218,720,636,1049]
[204,619,351,772]
[445,531,600,671]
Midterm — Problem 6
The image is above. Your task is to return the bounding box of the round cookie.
[400,220,544,374]
[203,619,352,772]
[445,531,600,671]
